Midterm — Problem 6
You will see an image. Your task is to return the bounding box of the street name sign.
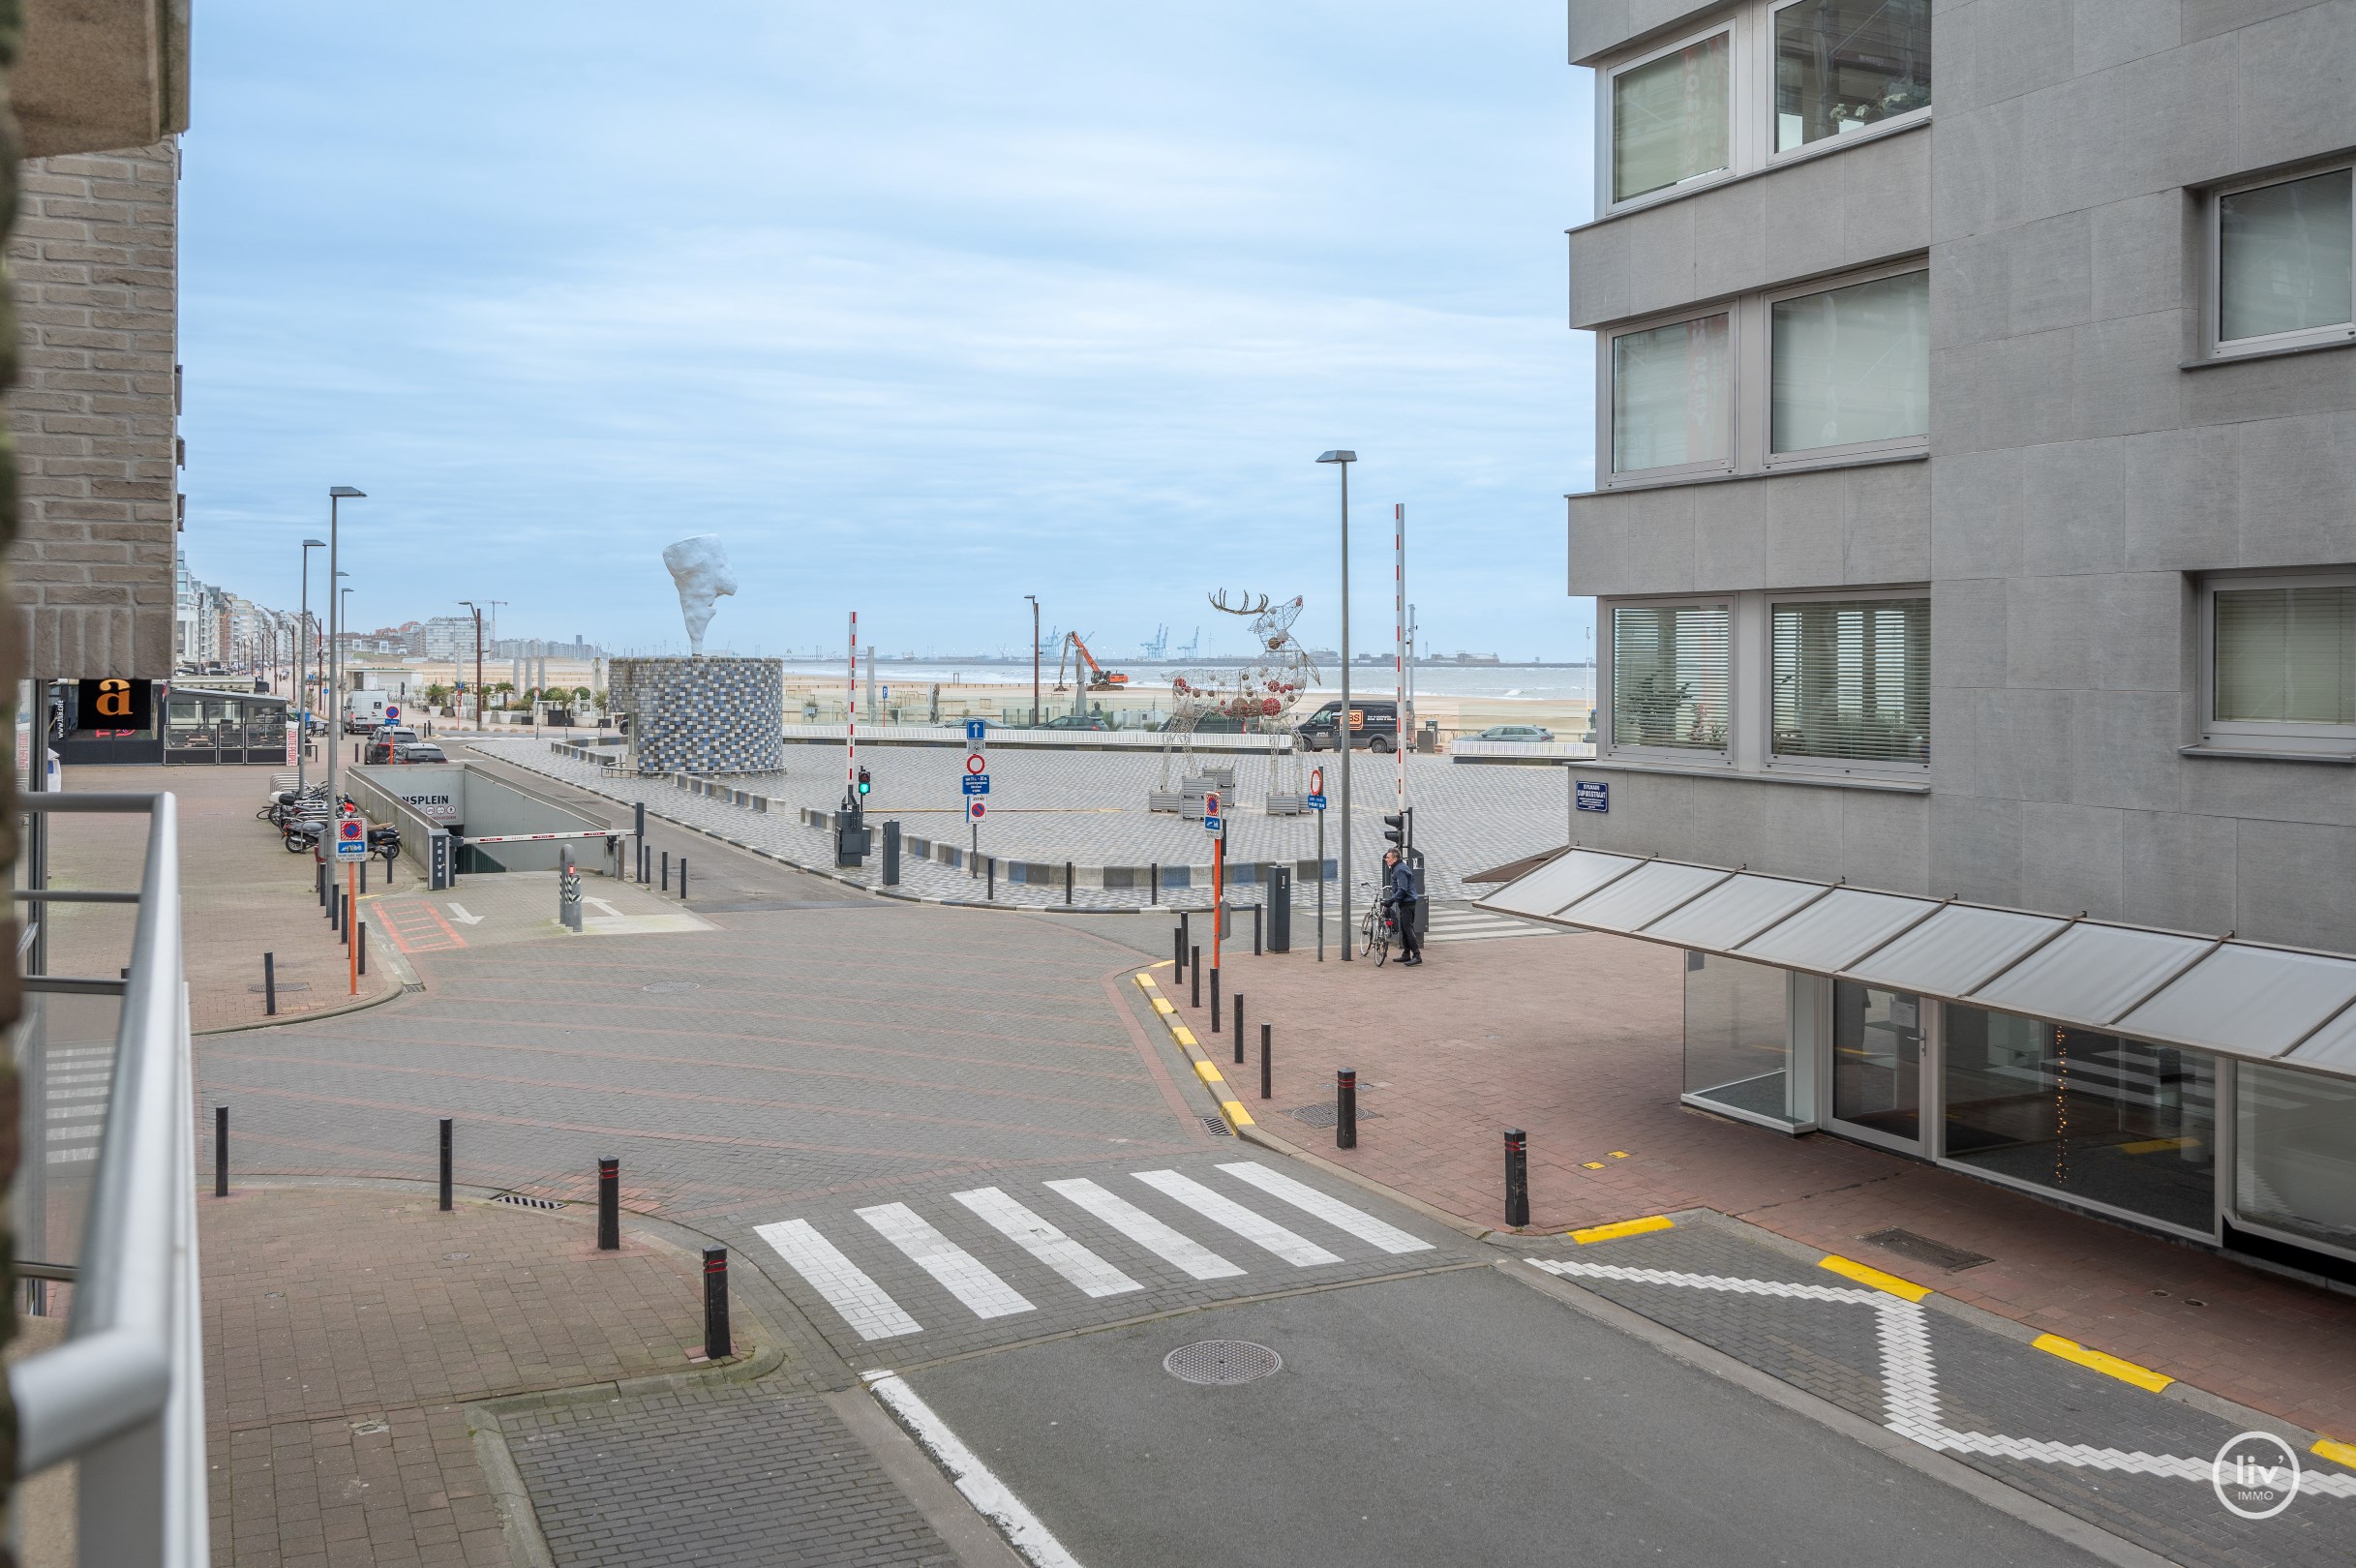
[1575,780,1610,814]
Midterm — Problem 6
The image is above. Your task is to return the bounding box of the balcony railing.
[11,792,205,1567]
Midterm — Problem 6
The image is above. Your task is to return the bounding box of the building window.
[1611,603,1731,754]
[1832,981,1921,1140]
[1943,1007,2217,1236]
[2206,577,2356,751]
[1611,313,1733,475]
[2235,1061,2356,1260]
[1770,596,1929,768]
[2216,165,2354,352]
[1772,0,1932,154]
[1683,951,1801,1126]
[1769,269,1929,456]
[1611,31,1732,203]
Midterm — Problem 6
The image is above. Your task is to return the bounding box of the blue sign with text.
[1575,780,1610,814]
[1202,815,1223,833]
[1306,793,1327,810]
[962,773,990,796]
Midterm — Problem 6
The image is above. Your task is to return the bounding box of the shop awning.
[1476,850,2356,1081]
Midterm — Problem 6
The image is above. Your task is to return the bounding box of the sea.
[773,661,1595,704]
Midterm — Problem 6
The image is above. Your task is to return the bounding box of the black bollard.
[1233,992,1245,1067]
[317,859,326,907]
[358,921,368,977]
[361,859,369,894]
[438,1118,453,1211]
[597,1157,620,1251]
[263,951,277,1016]
[703,1246,732,1361]
[1065,860,1073,905]
[1190,947,1200,1008]
[1504,1129,1530,1228]
[214,1104,228,1196]
[1173,925,1184,977]
[339,885,349,946]
[1254,904,1263,956]
[680,857,688,899]
[1151,862,1160,905]
[661,851,670,891]
[1336,1070,1357,1150]
[634,801,646,879]
[1210,967,1222,1035]
[1259,1022,1272,1100]
[987,857,996,900]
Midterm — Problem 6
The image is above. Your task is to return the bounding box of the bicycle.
[1359,899,1395,966]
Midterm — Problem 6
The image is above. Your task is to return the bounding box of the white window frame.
[1599,594,1738,765]
[1595,2,1934,221]
[1763,0,1934,169]
[1760,259,1932,468]
[1602,303,1740,483]
[1758,587,1932,780]
[2199,568,2356,754]
[2205,159,2356,361]
[1598,258,1928,491]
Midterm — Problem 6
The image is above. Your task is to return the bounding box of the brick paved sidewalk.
[1167,927,2356,1449]
[49,763,400,1032]
[202,1184,715,1566]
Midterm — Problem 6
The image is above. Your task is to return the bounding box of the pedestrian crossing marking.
[45,1106,103,1121]
[1132,1170,1341,1267]
[755,1218,922,1341]
[1043,1178,1247,1281]
[858,1202,1035,1320]
[1424,904,1562,944]
[951,1187,1143,1300]
[1216,1161,1435,1254]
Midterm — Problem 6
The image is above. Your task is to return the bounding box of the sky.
[179,3,1597,663]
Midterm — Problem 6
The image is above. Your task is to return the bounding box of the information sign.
[965,719,987,742]
[335,817,371,861]
[1575,780,1610,815]
[962,773,990,796]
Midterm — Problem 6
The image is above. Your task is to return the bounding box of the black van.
[1297,698,1400,752]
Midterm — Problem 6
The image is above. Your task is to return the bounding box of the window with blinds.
[1612,605,1730,753]
[1770,598,1930,766]
[2214,585,2356,728]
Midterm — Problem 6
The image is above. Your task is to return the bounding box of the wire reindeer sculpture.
[1155,588,1321,803]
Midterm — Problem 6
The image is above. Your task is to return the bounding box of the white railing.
[1449,739,1598,761]
[780,722,1293,753]
[11,792,204,1567]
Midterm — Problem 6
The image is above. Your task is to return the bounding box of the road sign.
[1309,767,1324,795]
[1202,815,1223,833]
[1575,780,1610,814]
[384,705,400,722]
[965,718,987,742]
[1306,793,1327,810]
[961,773,990,796]
[1204,790,1220,818]
[970,801,985,819]
[965,752,987,774]
[334,817,371,861]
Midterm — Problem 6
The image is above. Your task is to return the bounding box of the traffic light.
[857,766,872,797]
[1382,809,1409,852]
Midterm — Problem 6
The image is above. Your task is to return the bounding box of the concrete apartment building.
[1486,1,2356,1277]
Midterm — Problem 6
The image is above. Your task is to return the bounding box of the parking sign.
[335,817,371,861]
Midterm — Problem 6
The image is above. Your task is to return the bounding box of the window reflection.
[1832,981,1920,1138]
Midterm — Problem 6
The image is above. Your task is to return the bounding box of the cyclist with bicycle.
[1382,848,1423,967]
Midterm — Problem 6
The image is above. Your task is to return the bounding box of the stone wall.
[611,656,785,775]
[6,137,177,679]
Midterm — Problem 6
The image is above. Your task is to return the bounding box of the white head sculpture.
[662,534,739,657]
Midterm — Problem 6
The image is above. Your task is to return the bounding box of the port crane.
[1141,624,1168,660]
[1053,631,1131,690]
[1174,626,1201,659]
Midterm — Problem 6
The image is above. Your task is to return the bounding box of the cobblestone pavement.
[501,1388,955,1568]
[200,1184,710,1567]
[1190,925,2356,1452]
[1529,1217,2356,1568]
[472,737,1567,904]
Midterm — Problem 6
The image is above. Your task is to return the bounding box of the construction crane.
[1141,624,1169,660]
[1053,631,1130,690]
[1175,626,1201,659]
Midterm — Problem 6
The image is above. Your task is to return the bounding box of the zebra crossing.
[35,1045,114,1164]
[755,1161,1435,1343]
[1424,902,1562,944]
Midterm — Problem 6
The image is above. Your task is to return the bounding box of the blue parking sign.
[962,772,990,796]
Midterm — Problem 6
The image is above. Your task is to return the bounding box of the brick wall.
[6,137,177,679]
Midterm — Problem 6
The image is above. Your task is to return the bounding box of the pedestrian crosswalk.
[758,1161,1435,1342]
[37,1046,113,1164]
[1424,902,1560,944]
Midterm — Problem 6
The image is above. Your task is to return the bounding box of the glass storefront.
[1943,1006,2216,1234]
[1682,952,1801,1127]
[2235,1060,2356,1257]
[1831,980,1921,1141]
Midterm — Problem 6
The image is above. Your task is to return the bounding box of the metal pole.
[347,863,358,994]
[1316,809,1326,962]
[1396,502,1407,816]
[214,1104,227,1197]
[438,1118,453,1211]
[1260,1023,1271,1100]
[297,547,313,797]
[1233,992,1244,1067]
[1339,460,1352,962]
[1504,1129,1530,1227]
[327,496,341,805]
[597,1157,619,1250]
[263,951,277,1016]
[703,1247,731,1361]
[846,610,858,806]
[1336,1069,1357,1149]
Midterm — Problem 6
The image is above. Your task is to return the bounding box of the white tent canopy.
[1476,849,2356,1081]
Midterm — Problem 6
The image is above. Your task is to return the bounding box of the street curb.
[195,910,413,1036]
[1131,971,1254,1132]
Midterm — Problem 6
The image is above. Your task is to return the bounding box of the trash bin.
[1267,863,1292,952]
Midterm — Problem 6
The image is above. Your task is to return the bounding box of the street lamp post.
[459,601,486,730]
[325,487,365,803]
[297,537,323,795]
[1024,594,1040,726]
[1317,450,1356,961]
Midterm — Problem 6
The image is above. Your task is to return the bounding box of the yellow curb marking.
[1152,999,1176,1015]
[1819,1254,1932,1303]
[1148,959,1174,970]
[1608,1151,1629,1159]
[1133,975,1159,991]
[1133,969,1254,1131]
[1172,1027,1198,1047]
[2313,1437,2356,1471]
[1568,1216,1675,1245]
[1193,1061,1223,1084]
[1581,1161,1605,1169]
[2031,1333,2174,1393]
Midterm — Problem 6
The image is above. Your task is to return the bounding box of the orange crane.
[1053,631,1131,690]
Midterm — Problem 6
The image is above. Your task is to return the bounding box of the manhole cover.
[641,980,700,994]
[1861,1227,1991,1273]
[1284,1102,1383,1130]
[1163,1341,1282,1386]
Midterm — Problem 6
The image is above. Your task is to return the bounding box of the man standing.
[1384,848,1423,966]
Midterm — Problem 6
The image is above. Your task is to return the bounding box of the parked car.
[1160,713,1247,734]
[1297,699,1399,752]
[392,741,446,764]
[362,728,431,764]
[1042,713,1111,731]
[1474,724,1556,742]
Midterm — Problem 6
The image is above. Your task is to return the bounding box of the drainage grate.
[1163,1341,1282,1386]
[641,980,701,994]
[1198,1114,1234,1137]
[491,1192,566,1210]
[1284,1102,1383,1130]
[1862,1227,1991,1273]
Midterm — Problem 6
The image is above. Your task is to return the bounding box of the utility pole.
[459,601,487,729]
[325,487,365,803]
[1317,451,1356,961]
[1024,594,1039,727]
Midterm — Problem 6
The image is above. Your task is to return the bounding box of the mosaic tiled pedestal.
[611,656,784,775]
